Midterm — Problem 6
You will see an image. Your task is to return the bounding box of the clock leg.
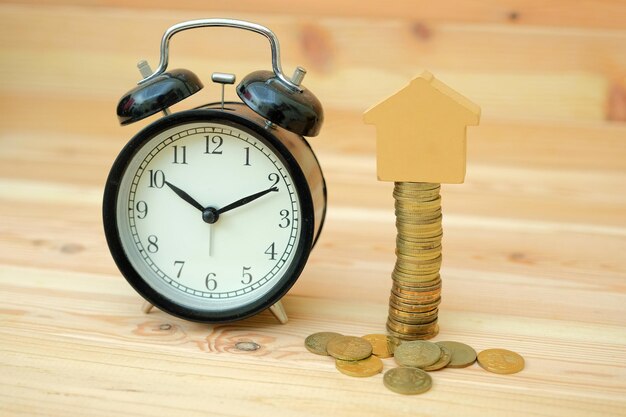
[268,301,288,324]
[141,301,155,314]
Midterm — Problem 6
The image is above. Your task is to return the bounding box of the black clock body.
[103,102,326,323]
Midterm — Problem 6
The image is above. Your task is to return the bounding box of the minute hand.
[216,186,278,215]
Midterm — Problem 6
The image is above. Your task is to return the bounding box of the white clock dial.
[115,122,301,311]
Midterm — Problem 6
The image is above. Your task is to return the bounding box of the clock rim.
[103,108,316,323]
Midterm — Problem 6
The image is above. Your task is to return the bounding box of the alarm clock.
[103,19,326,324]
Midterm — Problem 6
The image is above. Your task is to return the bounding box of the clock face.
[105,111,314,321]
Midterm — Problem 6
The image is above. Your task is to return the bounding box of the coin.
[326,336,372,361]
[304,332,343,356]
[389,181,445,340]
[335,355,384,377]
[362,334,399,358]
[387,317,438,332]
[393,340,441,368]
[389,307,438,324]
[477,348,525,374]
[387,324,439,341]
[383,367,432,395]
[422,345,452,371]
[436,341,476,368]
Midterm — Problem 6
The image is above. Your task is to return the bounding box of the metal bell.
[237,70,323,137]
[116,68,203,125]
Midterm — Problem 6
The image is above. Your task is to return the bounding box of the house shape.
[363,71,480,184]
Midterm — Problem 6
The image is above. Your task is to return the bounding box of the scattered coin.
[394,340,441,368]
[304,332,343,356]
[436,341,476,368]
[326,335,373,361]
[305,333,525,394]
[477,349,525,374]
[335,355,384,377]
[383,367,432,395]
[362,334,399,358]
[422,345,451,371]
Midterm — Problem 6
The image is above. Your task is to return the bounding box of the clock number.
[146,235,159,253]
[148,169,165,188]
[205,273,217,290]
[264,242,277,260]
[173,261,185,278]
[241,266,253,284]
[135,201,148,219]
[172,145,187,164]
[205,135,223,154]
[268,173,280,188]
[279,209,290,228]
[243,147,251,166]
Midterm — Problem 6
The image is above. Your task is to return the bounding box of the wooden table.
[1,2,625,416]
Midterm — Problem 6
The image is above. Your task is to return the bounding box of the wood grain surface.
[1,2,625,417]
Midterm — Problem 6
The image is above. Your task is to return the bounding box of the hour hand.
[216,186,278,215]
[164,181,204,212]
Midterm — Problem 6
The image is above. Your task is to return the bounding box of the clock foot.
[269,301,288,324]
[141,301,155,314]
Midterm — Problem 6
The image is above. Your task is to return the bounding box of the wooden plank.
[5,4,626,74]
[2,94,626,173]
[1,5,624,121]
[0,266,625,416]
[3,0,626,30]
[1,179,625,309]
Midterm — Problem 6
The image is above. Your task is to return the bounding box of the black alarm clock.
[103,19,326,324]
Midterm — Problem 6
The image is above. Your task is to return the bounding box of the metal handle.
[138,18,303,92]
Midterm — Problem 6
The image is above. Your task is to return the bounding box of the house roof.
[363,71,481,125]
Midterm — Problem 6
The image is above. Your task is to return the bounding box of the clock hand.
[216,186,279,215]
[164,181,205,212]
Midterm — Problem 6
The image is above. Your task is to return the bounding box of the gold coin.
[435,341,477,368]
[391,274,441,288]
[326,336,372,361]
[392,269,441,283]
[387,318,438,335]
[394,181,440,190]
[396,215,442,225]
[390,289,440,303]
[389,296,441,312]
[422,345,452,371]
[387,324,439,341]
[383,367,432,395]
[389,307,439,325]
[362,334,398,358]
[393,340,441,368]
[394,194,440,203]
[393,279,441,292]
[395,190,440,198]
[335,355,383,377]
[394,261,441,275]
[477,348,525,374]
[304,332,343,356]
[396,245,441,257]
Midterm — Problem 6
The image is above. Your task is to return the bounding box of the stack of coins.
[388,182,442,340]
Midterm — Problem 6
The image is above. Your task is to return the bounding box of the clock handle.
[138,18,303,92]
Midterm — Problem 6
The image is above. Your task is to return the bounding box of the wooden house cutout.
[363,71,480,184]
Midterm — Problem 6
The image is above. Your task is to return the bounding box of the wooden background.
[1,1,625,416]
